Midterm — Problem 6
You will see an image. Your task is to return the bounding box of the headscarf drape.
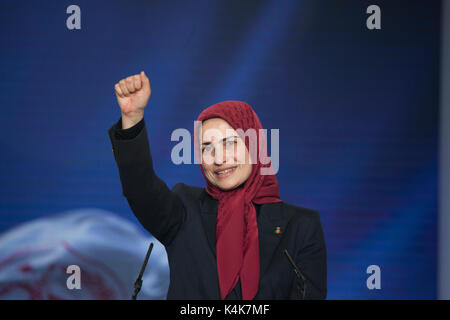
[193,100,282,300]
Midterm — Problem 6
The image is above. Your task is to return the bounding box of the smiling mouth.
[215,166,237,178]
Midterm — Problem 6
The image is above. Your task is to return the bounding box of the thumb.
[140,71,150,86]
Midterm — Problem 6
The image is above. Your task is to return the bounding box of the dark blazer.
[108,117,327,300]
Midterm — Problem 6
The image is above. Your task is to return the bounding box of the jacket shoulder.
[171,182,205,201]
[281,201,321,224]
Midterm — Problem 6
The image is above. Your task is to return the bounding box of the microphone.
[283,249,307,300]
[131,242,154,300]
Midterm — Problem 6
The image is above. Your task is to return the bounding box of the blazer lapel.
[200,190,219,257]
[257,201,288,276]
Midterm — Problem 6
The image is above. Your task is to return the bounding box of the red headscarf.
[193,100,282,300]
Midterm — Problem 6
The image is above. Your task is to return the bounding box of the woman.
[108,71,327,300]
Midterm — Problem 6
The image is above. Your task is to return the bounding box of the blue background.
[0,0,439,299]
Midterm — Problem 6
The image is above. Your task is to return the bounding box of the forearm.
[114,115,145,140]
[109,117,156,196]
[108,117,186,246]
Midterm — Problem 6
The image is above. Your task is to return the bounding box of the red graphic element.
[0,242,128,300]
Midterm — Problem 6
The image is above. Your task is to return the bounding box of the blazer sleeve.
[108,116,186,247]
[289,210,327,300]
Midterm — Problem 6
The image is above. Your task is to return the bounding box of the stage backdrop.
[0,0,439,299]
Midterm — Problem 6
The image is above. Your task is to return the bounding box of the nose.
[213,144,226,165]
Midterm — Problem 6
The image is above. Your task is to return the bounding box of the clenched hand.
[115,71,151,129]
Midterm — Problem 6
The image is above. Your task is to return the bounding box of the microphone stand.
[284,249,307,300]
[131,242,154,300]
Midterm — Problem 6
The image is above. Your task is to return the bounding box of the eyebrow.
[201,135,238,146]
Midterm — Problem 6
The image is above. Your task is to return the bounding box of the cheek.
[202,152,215,166]
[241,164,252,180]
[202,165,214,177]
[233,163,252,183]
[235,144,249,164]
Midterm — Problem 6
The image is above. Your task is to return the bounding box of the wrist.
[121,111,144,130]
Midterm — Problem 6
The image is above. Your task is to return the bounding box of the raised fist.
[114,71,151,116]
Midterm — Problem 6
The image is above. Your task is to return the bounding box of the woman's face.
[200,117,253,191]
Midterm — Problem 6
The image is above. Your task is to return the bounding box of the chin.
[215,179,244,191]
[216,183,236,191]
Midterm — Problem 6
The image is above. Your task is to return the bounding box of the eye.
[202,145,212,153]
[226,139,236,146]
